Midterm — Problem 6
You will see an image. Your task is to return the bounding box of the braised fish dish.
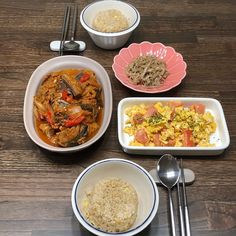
[33,69,103,147]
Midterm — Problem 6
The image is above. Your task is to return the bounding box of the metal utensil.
[177,179,185,236]
[149,168,195,185]
[180,158,192,236]
[64,6,80,51]
[157,154,180,236]
[59,6,71,56]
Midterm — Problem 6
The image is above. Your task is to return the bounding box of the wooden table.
[0,0,235,235]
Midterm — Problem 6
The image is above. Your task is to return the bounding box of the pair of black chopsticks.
[59,5,78,56]
[177,159,191,236]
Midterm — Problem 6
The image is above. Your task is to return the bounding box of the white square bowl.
[117,97,230,156]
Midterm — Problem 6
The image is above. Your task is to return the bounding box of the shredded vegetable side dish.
[124,101,217,147]
[125,55,169,87]
[33,69,103,147]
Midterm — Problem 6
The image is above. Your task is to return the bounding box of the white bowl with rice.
[80,0,140,49]
[71,158,159,236]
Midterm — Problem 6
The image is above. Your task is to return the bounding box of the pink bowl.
[112,42,187,93]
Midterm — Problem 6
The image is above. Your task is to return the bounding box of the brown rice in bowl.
[71,158,159,236]
[81,178,138,232]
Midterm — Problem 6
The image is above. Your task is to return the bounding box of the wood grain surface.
[0,0,235,235]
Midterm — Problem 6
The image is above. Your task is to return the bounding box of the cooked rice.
[92,9,129,33]
[81,178,138,232]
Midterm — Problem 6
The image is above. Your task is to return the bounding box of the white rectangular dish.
[117,97,230,156]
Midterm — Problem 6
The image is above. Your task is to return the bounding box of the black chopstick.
[59,6,71,56]
[180,159,191,236]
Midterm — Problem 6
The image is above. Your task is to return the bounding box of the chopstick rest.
[149,168,195,185]
[50,40,86,52]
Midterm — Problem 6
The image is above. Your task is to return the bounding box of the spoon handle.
[168,189,176,236]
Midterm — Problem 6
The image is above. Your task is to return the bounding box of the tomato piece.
[135,129,149,145]
[64,115,85,127]
[168,101,183,108]
[145,105,157,117]
[79,73,90,83]
[133,113,144,124]
[193,104,205,114]
[153,133,161,146]
[183,130,194,147]
[168,139,176,146]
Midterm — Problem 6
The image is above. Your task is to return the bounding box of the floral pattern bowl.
[112,41,187,93]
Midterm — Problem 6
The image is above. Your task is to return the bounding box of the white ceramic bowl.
[71,158,159,236]
[23,56,113,153]
[118,97,230,156]
[80,0,140,49]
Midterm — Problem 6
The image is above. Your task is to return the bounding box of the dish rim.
[117,97,230,152]
[23,55,113,153]
[71,158,159,236]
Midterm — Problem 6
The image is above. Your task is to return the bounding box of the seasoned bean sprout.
[126,55,169,87]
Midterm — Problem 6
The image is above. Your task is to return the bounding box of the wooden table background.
[0,0,235,235]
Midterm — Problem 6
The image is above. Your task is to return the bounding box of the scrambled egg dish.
[124,101,217,147]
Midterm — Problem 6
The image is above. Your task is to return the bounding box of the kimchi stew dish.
[24,56,112,153]
[33,69,103,147]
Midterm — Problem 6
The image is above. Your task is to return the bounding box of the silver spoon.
[157,154,180,236]
[64,6,80,51]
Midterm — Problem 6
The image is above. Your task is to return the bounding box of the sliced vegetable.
[80,73,90,83]
[45,110,53,125]
[192,104,205,114]
[135,129,149,145]
[64,115,85,127]
[168,101,183,107]
[153,133,161,146]
[183,129,194,147]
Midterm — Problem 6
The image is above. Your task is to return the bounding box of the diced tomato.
[193,104,205,114]
[168,139,176,146]
[183,130,194,147]
[135,129,149,145]
[79,73,90,83]
[145,105,157,117]
[133,113,144,124]
[168,101,183,108]
[64,115,85,127]
[153,133,161,146]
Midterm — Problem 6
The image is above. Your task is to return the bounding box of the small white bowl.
[71,158,159,236]
[23,56,113,153]
[118,97,230,156]
[80,0,140,49]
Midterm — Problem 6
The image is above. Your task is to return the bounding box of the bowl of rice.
[71,158,159,236]
[80,0,140,49]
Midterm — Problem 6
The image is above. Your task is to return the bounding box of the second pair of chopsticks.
[177,159,191,236]
[59,5,78,56]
